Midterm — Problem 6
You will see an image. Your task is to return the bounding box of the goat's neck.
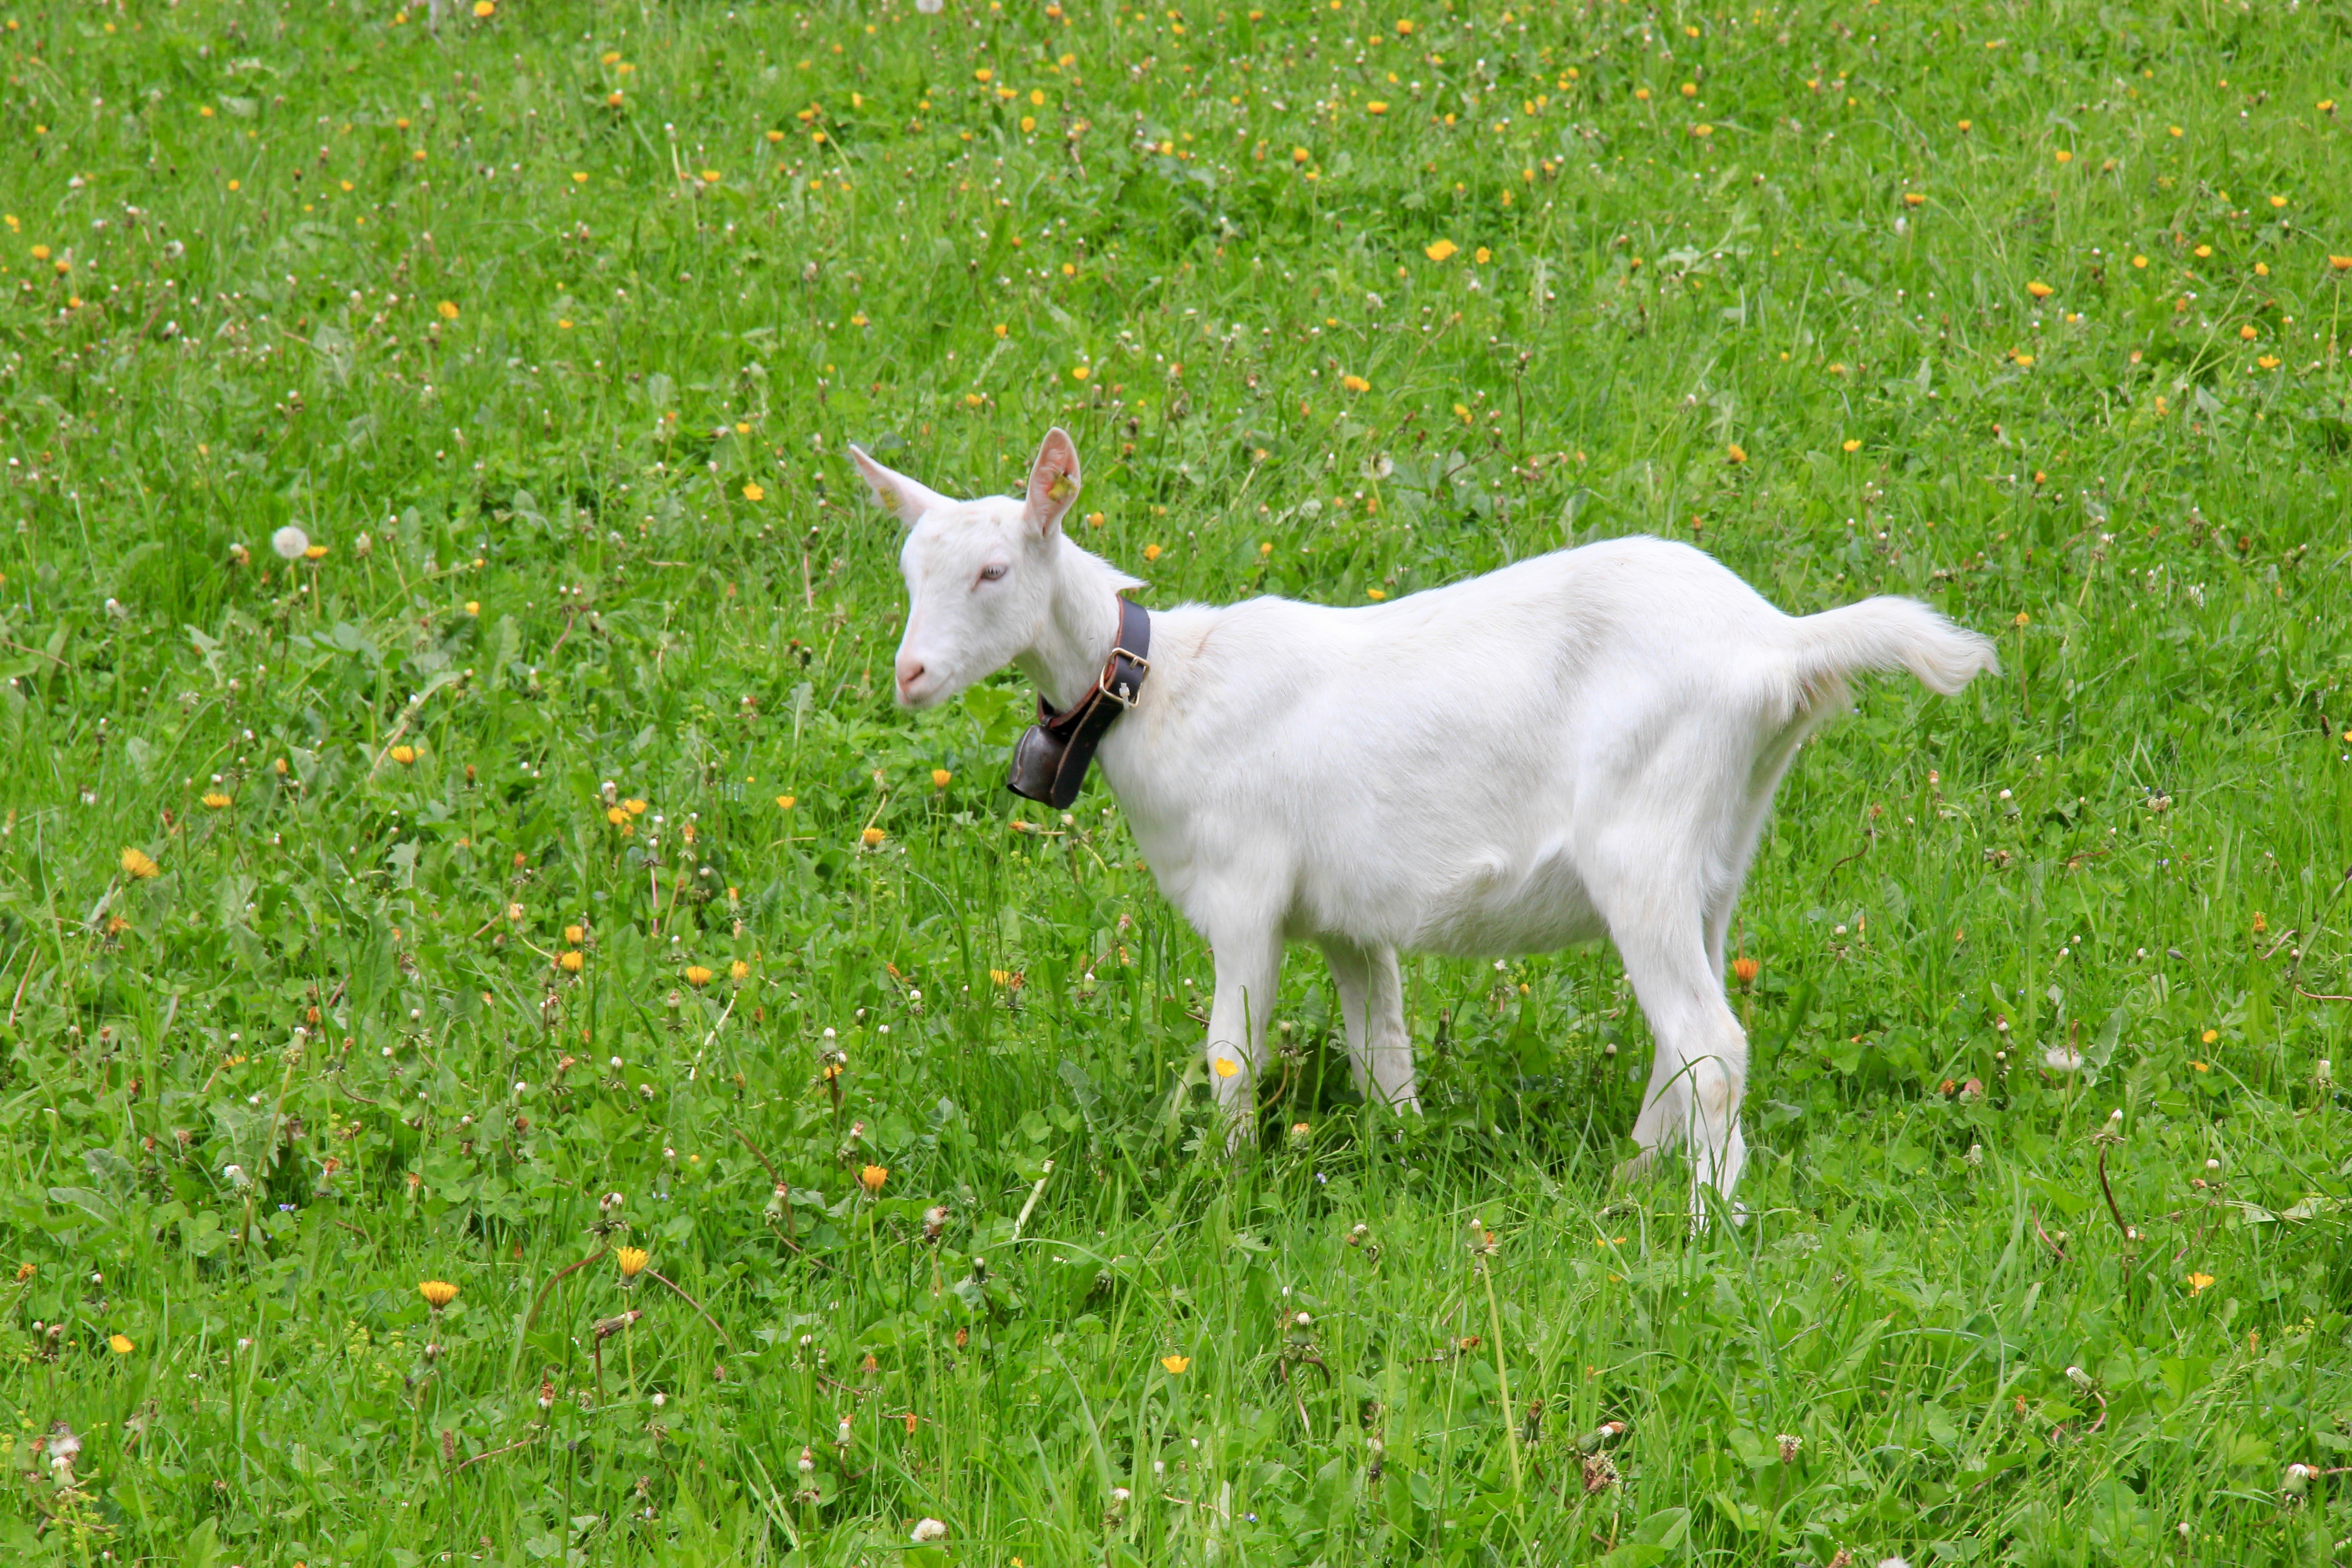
[1014,542,1128,714]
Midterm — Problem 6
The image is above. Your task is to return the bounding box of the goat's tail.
[1791,596,1999,699]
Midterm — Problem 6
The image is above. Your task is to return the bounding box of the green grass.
[2,0,2351,1561]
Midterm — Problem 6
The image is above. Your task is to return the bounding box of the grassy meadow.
[4,0,2352,1561]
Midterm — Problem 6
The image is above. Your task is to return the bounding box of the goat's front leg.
[1319,938,1421,1113]
[1204,926,1284,1147]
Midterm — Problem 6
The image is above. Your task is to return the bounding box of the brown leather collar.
[1006,598,1152,808]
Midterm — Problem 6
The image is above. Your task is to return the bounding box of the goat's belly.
[1398,853,1606,957]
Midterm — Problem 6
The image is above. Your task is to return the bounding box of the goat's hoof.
[1612,1149,1659,1186]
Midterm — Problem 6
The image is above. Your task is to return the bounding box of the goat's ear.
[1023,427,1082,538]
[848,443,955,525]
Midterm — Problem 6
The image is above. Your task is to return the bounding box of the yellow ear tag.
[875,480,902,514]
[1046,473,1075,503]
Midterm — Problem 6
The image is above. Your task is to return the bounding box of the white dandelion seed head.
[911,1517,948,1543]
[271,524,310,561]
[915,0,943,12]
[2043,1045,2083,1073]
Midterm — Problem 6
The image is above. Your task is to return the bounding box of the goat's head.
[850,428,1084,709]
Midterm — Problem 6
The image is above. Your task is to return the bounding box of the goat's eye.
[977,563,1008,583]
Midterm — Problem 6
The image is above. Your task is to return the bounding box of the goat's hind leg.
[1605,918,1751,1212]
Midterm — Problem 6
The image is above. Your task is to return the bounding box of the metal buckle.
[1098,649,1149,707]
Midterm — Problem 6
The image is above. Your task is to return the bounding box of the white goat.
[853,429,1995,1207]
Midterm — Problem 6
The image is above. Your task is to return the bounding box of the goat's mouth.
[895,671,951,710]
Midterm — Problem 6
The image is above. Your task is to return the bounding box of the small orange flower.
[859,1164,889,1194]
[390,745,418,765]
[558,951,585,974]
[684,965,714,988]
[860,826,886,848]
[1902,191,1926,207]
[1424,238,1459,262]
[421,1279,459,1308]
[729,960,750,980]
[776,794,797,810]
[1725,443,1748,464]
[1143,543,1163,562]
[436,301,460,320]
[2187,1272,2215,1296]
[2027,280,2054,299]
[472,0,494,15]
[742,482,765,502]
[108,1333,134,1355]
[1732,956,1760,987]
[1341,373,1370,393]
[932,769,952,789]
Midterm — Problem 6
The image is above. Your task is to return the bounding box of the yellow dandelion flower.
[558,950,585,973]
[2187,1272,2215,1296]
[1842,438,1862,452]
[420,1279,459,1308]
[615,1246,649,1279]
[684,965,714,988]
[201,791,232,810]
[932,769,952,789]
[565,925,584,945]
[2027,280,2054,299]
[742,482,765,502]
[1143,542,1163,562]
[624,799,647,815]
[1367,588,1386,600]
[1341,373,1370,393]
[2202,1029,2219,1044]
[1424,238,1459,262]
[1726,443,1748,464]
[389,745,418,765]
[436,301,459,320]
[860,826,886,848]
[121,848,161,879]
[2331,256,2352,272]
[1367,101,1388,114]
[607,806,627,826]
[1071,364,1091,381]
[108,1333,134,1354]
[859,1164,889,1193]
[2053,148,2072,164]
[472,0,494,15]
[2238,324,2258,340]
[730,960,750,980]
[1474,246,1492,263]
[1903,191,1926,207]
[304,544,328,561]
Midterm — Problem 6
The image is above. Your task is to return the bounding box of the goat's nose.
[894,654,926,695]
